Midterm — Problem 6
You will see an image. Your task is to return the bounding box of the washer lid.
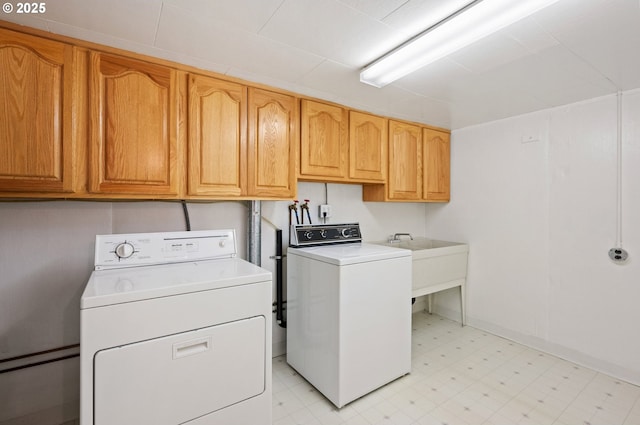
[81,258,271,309]
[287,242,411,266]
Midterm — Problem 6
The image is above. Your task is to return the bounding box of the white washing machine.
[80,230,272,425]
[286,223,412,408]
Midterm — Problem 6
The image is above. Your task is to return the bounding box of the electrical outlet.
[319,204,331,219]
[608,247,629,263]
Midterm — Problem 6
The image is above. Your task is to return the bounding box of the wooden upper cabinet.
[423,128,450,202]
[300,99,348,180]
[248,88,297,198]
[88,52,180,196]
[0,24,450,202]
[187,77,297,199]
[188,74,246,197]
[387,120,422,201]
[0,29,77,194]
[349,111,387,182]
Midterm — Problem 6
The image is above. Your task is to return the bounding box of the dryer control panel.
[94,230,237,270]
[290,223,362,247]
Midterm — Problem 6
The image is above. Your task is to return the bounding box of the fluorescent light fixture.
[360,0,561,88]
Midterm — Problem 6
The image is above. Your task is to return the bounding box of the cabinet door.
[89,52,180,196]
[388,120,422,201]
[248,88,297,199]
[188,75,246,197]
[300,100,348,179]
[349,111,387,182]
[423,128,450,201]
[0,29,76,194]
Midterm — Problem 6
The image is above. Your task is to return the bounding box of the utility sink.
[377,238,467,254]
[374,237,469,325]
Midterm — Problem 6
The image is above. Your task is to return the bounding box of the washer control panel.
[94,230,236,270]
[290,223,362,247]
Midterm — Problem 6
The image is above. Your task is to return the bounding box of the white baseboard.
[432,305,640,387]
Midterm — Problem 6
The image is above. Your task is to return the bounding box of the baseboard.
[458,312,640,387]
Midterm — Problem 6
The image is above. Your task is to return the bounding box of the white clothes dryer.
[80,230,272,425]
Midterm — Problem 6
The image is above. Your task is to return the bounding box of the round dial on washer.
[304,231,314,240]
[115,242,135,259]
[341,228,351,238]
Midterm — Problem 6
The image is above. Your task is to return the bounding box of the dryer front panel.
[93,316,265,425]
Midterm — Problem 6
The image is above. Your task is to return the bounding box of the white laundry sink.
[379,238,466,253]
[374,237,469,325]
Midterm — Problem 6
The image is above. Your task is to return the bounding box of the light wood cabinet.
[387,120,422,201]
[349,111,387,182]
[247,88,297,198]
[363,121,450,202]
[187,75,297,199]
[423,128,450,201]
[0,28,78,194]
[301,104,387,184]
[300,99,348,180]
[188,74,246,197]
[0,23,449,202]
[88,52,181,196]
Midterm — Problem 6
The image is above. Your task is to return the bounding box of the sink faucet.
[390,233,413,242]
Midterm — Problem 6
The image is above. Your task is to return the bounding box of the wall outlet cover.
[319,204,331,218]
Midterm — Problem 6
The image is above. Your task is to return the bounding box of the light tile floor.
[272,312,640,425]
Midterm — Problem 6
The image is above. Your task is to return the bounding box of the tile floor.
[272,312,640,425]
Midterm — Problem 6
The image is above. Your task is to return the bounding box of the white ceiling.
[4,0,640,129]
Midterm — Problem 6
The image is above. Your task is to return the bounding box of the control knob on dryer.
[114,242,135,259]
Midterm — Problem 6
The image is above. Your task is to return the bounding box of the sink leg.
[427,294,433,315]
[460,284,466,327]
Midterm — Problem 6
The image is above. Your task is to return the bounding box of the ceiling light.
[360,0,561,88]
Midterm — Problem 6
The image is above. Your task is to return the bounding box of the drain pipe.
[248,200,287,328]
[247,201,262,265]
[274,228,286,328]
